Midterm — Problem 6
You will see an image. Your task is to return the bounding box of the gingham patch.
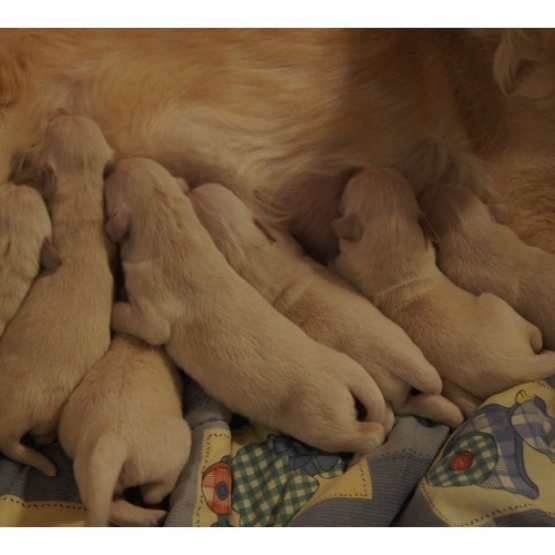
[231,437,319,526]
[427,432,498,487]
[511,397,555,461]
[426,403,540,499]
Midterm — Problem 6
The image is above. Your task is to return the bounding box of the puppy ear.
[419,212,439,245]
[175,177,190,194]
[253,216,277,243]
[40,237,62,270]
[331,213,362,242]
[41,165,56,199]
[106,206,131,242]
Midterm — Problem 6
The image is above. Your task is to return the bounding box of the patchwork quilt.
[1,373,555,527]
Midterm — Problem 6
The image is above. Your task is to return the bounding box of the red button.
[449,451,474,471]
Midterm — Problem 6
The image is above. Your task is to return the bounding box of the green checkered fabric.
[231,438,318,526]
[427,432,498,487]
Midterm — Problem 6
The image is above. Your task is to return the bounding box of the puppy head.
[418,184,492,237]
[103,157,182,243]
[189,183,280,262]
[332,168,426,255]
[39,114,114,186]
[0,182,62,269]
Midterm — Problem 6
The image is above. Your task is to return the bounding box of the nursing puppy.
[332,168,555,413]
[0,181,61,336]
[189,183,463,428]
[105,157,388,457]
[419,184,555,351]
[0,114,115,476]
[59,333,191,527]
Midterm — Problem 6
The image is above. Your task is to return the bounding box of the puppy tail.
[77,436,127,527]
[0,439,57,477]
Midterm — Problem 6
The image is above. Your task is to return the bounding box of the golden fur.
[105,157,389,456]
[332,168,555,417]
[419,183,555,351]
[189,183,463,428]
[475,30,555,256]
[1,28,555,441]
[59,333,191,527]
[3,29,555,262]
[0,29,505,262]
[0,115,115,476]
[0,181,60,336]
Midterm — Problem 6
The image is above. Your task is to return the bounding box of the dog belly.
[3,29,480,261]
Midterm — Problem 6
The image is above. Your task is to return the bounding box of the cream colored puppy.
[0,114,115,477]
[0,181,61,336]
[419,183,555,351]
[189,183,463,428]
[105,157,388,457]
[332,168,555,413]
[59,333,192,527]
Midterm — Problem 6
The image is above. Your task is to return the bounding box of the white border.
[4,1,555,28]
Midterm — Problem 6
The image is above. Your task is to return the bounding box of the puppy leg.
[111,302,170,346]
[523,320,543,353]
[398,393,465,428]
[140,480,174,506]
[382,404,396,436]
[110,498,168,527]
[518,350,555,383]
[441,380,481,419]
[0,440,57,477]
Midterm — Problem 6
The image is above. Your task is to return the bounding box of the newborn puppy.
[189,183,463,428]
[0,181,61,336]
[58,333,191,527]
[419,183,555,351]
[105,157,388,458]
[332,168,555,413]
[0,114,115,476]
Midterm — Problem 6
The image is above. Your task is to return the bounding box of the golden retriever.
[189,182,464,428]
[419,182,555,351]
[0,29,510,263]
[332,168,555,416]
[1,28,555,427]
[59,333,192,527]
[104,157,389,456]
[0,113,114,476]
[0,180,60,336]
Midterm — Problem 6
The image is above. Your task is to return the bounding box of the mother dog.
[1,29,534,260]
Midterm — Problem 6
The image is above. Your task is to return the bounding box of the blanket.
[1,374,555,527]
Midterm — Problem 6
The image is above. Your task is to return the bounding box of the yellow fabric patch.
[421,380,555,526]
[0,495,85,527]
[194,429,233,527]
[297,458,372,517]
[193,424,372,526]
